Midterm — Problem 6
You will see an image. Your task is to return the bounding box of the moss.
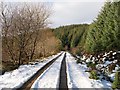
[89,70,99,80]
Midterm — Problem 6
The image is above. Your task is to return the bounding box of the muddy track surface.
[59,53,68,90]
[17,53,63,90]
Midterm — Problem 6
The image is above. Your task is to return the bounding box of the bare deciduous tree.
[1,2,51,66]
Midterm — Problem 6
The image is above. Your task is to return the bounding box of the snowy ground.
[0,52,62,89]
[66,52,111,89]
[0,51,113,89]
[31,52,65,88]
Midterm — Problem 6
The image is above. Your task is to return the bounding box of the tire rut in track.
[59,52,68,90]
[17,52,63,90]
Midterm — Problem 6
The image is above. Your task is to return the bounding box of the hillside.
[53,24,89,55]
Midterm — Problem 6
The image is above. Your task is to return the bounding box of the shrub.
[112,71,120,89]
[89,70,99,80]
[87,62,96,70]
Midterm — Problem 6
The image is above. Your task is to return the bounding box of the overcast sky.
[50,1,105,28]
[3,0,105,28]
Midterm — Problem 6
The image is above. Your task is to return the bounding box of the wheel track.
[17,52,63,90]
[59,52,68,90]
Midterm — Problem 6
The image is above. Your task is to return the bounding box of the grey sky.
[50,1,105,28]
[3,0,105,28]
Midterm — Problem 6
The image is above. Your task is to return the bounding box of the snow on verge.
[31,52,65,88]
[66,52,111,88]
[0,52,63,89]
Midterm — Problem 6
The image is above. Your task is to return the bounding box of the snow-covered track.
[59,53,68,89]
[31,52,66,88]
[17,52,63,90]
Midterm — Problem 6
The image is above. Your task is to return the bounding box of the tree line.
[53,24,89,54]
[53,1,120,55]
